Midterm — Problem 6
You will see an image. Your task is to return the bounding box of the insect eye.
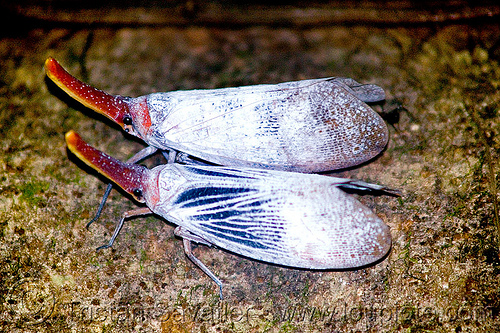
[133,188,143,200]
[123,115,133,125]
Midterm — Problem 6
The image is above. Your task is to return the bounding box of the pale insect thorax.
[146,164,188,213]
[147,93,175,123]
[145,93,179,147]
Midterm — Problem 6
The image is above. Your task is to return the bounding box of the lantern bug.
[65,130,393,298]
[46,57,389,226]
[46,57,388,172]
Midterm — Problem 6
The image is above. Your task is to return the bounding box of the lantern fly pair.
[47,58,394,297]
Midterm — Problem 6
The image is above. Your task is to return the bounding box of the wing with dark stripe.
[151,165,392,270]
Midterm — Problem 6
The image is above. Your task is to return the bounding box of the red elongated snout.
[65,130,148,203]
[46,58,151,140]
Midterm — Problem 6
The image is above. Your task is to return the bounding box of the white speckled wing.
[145,78,388,172]
[149,164,391,269]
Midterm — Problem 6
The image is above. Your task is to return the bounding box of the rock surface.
[1,3,499,332]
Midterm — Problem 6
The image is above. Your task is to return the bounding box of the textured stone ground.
[1,4,499,332]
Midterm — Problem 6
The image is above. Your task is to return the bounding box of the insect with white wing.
[65,130,393,298]
[46,57,389,224]
[46,57,388,172]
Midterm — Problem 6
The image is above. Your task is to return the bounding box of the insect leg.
[379,99,413,130]
[96,207,152,251]
[161,149,177,164]
[174,226,213,246]
[175,152,218,166]
[87,146,158,228]
[126,146,159,164]
[162,148,214,166]
[87,184,113,228]
[174,226,224,299]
